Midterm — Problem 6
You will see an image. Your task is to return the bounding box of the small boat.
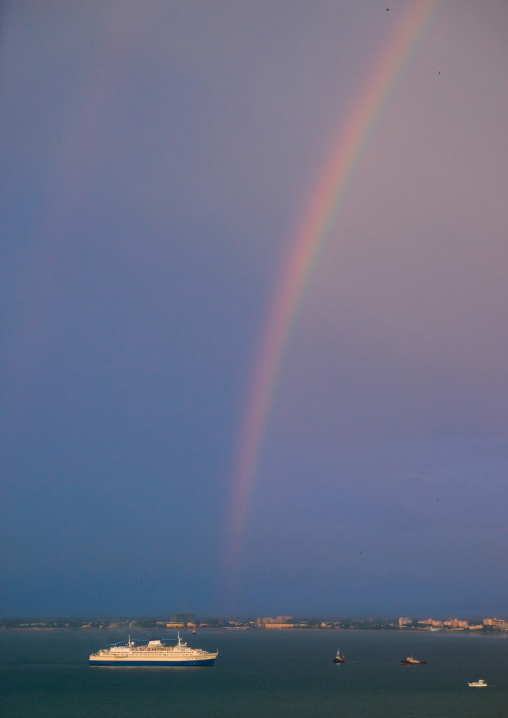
[468,679,487,687]
[401,656,427,665]
[333,649,345,663]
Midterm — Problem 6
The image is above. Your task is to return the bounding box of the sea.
[1,628,508,717]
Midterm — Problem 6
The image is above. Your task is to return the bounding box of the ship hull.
[90,657,216,666]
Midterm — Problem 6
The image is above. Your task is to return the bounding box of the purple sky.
[1,0,507,619]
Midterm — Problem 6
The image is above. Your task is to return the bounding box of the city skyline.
[2,614,508,629]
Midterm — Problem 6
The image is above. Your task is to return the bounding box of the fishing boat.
[333,649,345,663]
[401,656,427,665]
[468,679,487,687]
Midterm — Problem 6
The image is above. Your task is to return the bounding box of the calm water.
[1,628,508,717]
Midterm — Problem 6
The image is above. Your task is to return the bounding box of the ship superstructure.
[468,679,487,687]
[333,649,345,663]
[89,633,218,666]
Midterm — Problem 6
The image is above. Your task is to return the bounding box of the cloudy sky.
[1,0,507,619]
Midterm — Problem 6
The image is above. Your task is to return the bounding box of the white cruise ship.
[89,633,218,666]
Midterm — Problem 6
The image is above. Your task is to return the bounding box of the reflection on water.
[1,629,508,718]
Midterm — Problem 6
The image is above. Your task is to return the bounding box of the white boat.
[468,679,487,687]
[89,633,218,666]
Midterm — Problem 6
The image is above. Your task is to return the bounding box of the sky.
[1,0,507,619]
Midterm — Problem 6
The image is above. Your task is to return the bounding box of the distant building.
[399,617,412,628]
[170,613,194,624]
[443,618,468,628]
[483,617,508,630]
[418,618,443,628]
[256,616,293,626]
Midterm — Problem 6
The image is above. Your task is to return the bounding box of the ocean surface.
[1,628,508,717]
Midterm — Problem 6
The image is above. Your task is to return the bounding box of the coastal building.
[170,613,194,624]
[399,617,412,628]
[256,616,293,626]
[418,618,443,628]
[483,617,508,630]
[443,619,469,628]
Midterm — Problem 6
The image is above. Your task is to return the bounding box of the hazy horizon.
[2,612,501,622]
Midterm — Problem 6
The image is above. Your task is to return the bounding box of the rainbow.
[224,0,440,574]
